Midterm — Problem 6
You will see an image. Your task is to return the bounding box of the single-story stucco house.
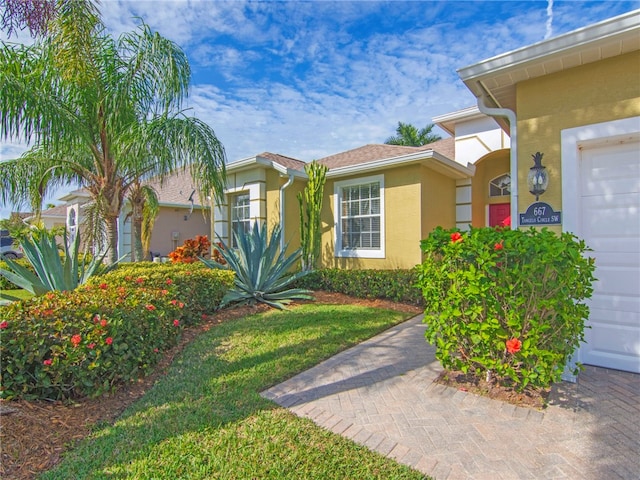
[213,10,639,374]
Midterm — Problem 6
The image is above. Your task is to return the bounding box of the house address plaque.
[519,202,562,226]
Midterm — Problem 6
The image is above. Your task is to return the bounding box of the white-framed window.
[334,174,385,258]
[489,173,511,197]
[230,192,250,247]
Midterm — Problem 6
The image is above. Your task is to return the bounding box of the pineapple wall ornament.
[527,152,549,200]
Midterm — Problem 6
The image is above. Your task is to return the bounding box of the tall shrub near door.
[416,226,595,389]
[298,161,327,271]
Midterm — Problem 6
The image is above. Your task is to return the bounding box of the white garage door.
[580,140,640,373]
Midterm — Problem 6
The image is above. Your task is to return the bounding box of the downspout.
[476,92,518,229]
[279,172,295,251]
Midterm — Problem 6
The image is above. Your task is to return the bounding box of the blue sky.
[1,0,638,218]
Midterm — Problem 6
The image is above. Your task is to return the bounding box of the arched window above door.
[489,173,511,197]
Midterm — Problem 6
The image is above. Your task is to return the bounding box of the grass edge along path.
[40,303,430,480]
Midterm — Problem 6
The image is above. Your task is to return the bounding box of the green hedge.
[0,263,233,400]
[295,268,422,305]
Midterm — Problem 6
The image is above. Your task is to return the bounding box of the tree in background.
[385,121,441,146]
[0,1,226,264]
[297,161,328,271]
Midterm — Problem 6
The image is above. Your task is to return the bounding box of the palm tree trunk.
[131,201,144,262]
[104,215,119,265]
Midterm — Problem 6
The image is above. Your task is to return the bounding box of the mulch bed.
[435,370,550,410]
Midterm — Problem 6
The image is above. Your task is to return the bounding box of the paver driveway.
[262,315,640,479]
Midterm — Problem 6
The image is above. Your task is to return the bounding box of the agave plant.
[0,228,117,296]
[201,223,312,310]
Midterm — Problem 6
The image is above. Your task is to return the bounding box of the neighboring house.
[33,169,210,260]
[457,9,640,374]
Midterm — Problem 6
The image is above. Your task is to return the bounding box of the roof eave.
[226,155,307,178]
[457,9,640,110]
[326,151,474,180]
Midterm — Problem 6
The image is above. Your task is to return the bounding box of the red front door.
[489,203,510,227]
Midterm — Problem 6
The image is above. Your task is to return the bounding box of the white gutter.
[279,173,295,251]
[476,91,519,229]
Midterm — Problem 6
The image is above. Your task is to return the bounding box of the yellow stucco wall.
[320,164,457,270]
[516,51,640,223]
[421,166,456,239]
[265,170,305,256]
[471,149,511,227]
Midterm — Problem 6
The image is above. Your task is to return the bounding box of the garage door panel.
[581,142,640,195]
[579,139,640,373]
[587,240,640,258]
[583,323,640,372]
[581,194,640,237]
[590,265,640,297]
[590,298,640,327]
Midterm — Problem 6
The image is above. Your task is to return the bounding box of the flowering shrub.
[0,284,182,400]
[0,264,233,400]
[168,235,211,263]
[87,262,233,324]
[417,226,596,389]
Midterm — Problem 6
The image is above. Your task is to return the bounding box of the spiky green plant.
[201,223,312,309]
[298,160,327,271]
[0,228,116,296]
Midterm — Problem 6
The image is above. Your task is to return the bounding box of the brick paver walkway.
[262,315,640,479]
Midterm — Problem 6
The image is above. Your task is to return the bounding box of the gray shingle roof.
[145,169,206,207]
[257,152,307,171]
[317,138,455,169]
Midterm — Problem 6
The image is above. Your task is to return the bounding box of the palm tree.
[1,0,57,38]
[385,122,441,146]
[0,3,226,264]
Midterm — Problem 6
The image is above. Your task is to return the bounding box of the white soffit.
[457,9,640,110]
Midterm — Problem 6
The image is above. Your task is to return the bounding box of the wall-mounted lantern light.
[527,152,549,201]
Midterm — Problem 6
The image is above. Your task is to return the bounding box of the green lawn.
[41,304,429,479]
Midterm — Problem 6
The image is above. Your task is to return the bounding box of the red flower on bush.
[0,321,8,329]
[43,359,53,366]
[100,319,108,327]
[88,343,96,349]
[166,278,173,285]
[99,283,108,290]
[71,334,82,347]
[170,299,178,305]
[105,337,113,345]
[161,289,169,295]
[145,304,156,311]
[450,232,463,243]
[173,319,180,327]
[494,241,504,251]
[506,338,522,354]
[136,277,145,284]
